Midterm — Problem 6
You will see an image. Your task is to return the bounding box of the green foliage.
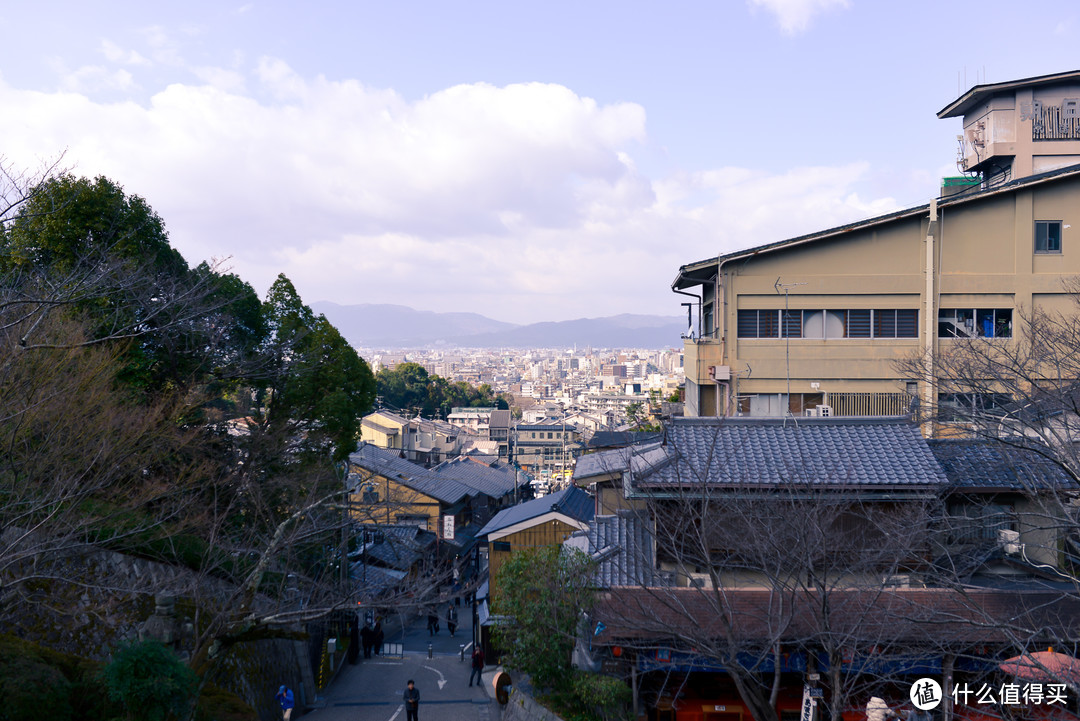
[0,634,116,721]
[195,684,258,721]
[376,363,512,418]
[543,672,633,721]
[0,637,74,721]
[492,546,595,690]
[104,640,198,721]
[260,274,376,462]
[2,174,184,275]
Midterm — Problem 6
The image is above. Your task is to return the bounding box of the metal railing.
[827,392,911,417]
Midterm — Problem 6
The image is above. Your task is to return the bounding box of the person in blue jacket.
[275,685,295,720]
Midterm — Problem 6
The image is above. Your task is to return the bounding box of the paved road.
[305,604,496,721]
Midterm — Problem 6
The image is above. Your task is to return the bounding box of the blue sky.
[1,1,1077,324]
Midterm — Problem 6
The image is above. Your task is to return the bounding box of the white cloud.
[59,65,136,93]
[748,0,850,35]
[0,61,901,323]
[100,40,150,66]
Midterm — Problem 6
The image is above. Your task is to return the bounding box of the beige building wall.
[678,174,1080,424]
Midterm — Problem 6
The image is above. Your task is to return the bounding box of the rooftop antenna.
[775,277,806,420]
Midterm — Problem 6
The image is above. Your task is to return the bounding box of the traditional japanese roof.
[359,525,434,571]
[564,511,661,588]
[928,440,1078,491]
[631,417,946,492]
[574,442,663,482]
[349,443,476,505]
[430,456,521,499]
[476,485,595,539]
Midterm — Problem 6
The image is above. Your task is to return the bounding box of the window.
[846,309,871,338]
[737,309,779,338]
[1035,221,1062,253]
[874,309,918,338]
[938,308,1012,338]
[946,501,1015,546]
[738,309,916,338]
[938,392,1012,421]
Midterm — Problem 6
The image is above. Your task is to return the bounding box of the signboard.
[801,685,817,721]
[442,515,455,540]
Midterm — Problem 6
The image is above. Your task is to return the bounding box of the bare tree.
[577,419,1021,721]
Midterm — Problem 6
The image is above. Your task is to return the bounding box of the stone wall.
[503,686,568,721]
[4,542,317,721]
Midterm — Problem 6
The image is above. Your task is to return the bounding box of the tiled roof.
[349,443,476,505]
[564,511,662,588]
[430,456,520,499]
[929,440,1078,490]
[476,486,595,538]
[635,417,945,489]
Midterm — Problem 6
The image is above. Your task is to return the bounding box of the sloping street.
[304,608,496,721]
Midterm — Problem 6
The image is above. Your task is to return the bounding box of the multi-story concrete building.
[674,70,1080,423]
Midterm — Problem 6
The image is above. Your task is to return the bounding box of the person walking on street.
[427,609,439,636]
[404,679,420,721]
[275,685,295,720]
[373,620,384,656]
[468,646,485,687]
[360,622,373,658]
[446,603,458,638]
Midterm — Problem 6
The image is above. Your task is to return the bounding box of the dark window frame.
[1035,220,1063,254]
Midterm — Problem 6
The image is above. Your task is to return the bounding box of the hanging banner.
[442,515,455,540]
[801,685,817,721]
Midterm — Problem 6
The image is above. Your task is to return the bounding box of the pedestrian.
[403,679,420,721]
[373,620,384,656]
[468,646,484,687]
[348,617,360,665]
[427,609,439,636]
[867,696,899,721]
[446,602,458,637]
[360,622,373,658]
[275,685,295,721]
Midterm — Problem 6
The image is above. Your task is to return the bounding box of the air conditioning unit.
[817,405,832,417]
[707,365,731,381]
[688,575,709,589]
[998,529,1022,555]
[883,574,911,588]
[805,407,819,417]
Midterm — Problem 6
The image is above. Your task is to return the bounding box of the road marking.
[423,664,448,690]
[387,703,403,721]
[368,662,404,666]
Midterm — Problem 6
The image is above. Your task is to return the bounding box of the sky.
[0,1,1077,325]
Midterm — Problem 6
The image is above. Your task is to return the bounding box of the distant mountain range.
[310,302,684,349]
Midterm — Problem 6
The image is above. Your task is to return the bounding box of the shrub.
[0,636,74,721]
[196,684,258,721]
[104,640,198,721]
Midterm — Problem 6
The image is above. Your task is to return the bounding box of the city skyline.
[1,1,1077,323]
